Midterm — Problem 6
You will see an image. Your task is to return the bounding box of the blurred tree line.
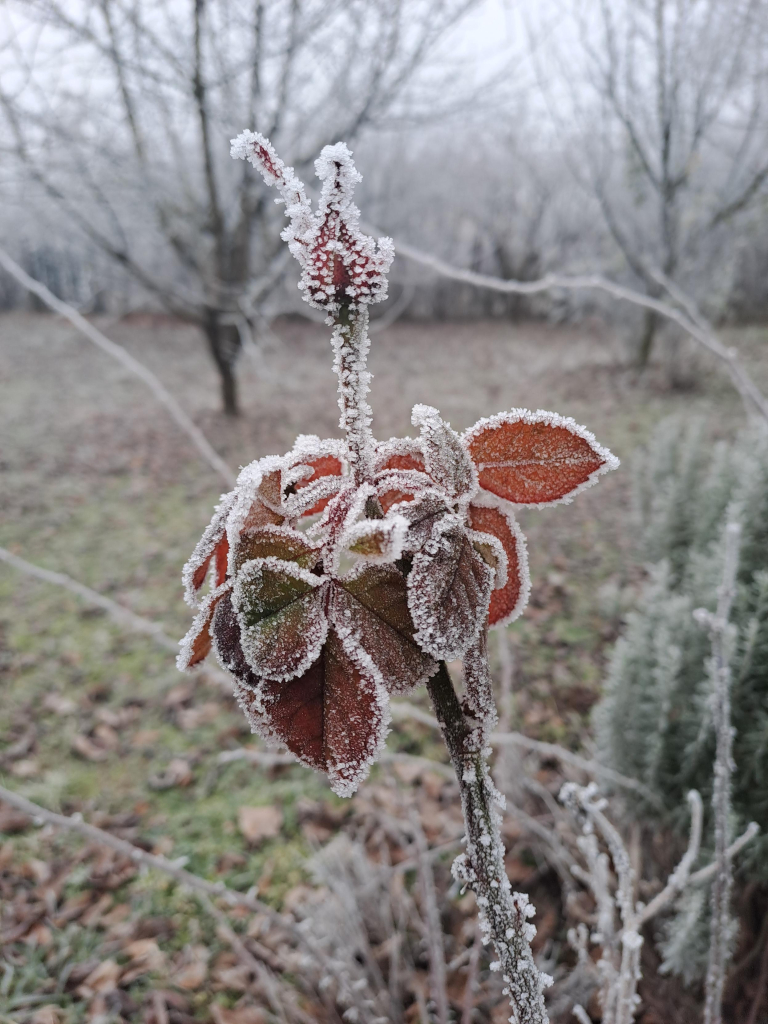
[2,0,768,412]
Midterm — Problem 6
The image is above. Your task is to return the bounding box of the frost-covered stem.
[637,790,703,926]
[703,522,742,1024]
[562,784,641,1024]
[426,663,550,1024]
[331,305,375,485]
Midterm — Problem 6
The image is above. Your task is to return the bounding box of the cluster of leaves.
[179,130,618,802]
[179,410,616,796]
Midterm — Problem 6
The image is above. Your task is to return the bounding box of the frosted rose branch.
[174,129,622,1023]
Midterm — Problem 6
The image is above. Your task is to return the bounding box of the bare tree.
[529,0,768,365]
[0,0,480,413]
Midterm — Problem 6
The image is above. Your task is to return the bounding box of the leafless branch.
[0,248,236,484]
[0,783,297,935]
[390,700,663,806]
[0,545,232,691]
[387,236,768,425]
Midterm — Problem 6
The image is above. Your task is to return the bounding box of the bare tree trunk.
[635,309,659,369]
[203,314,242,417]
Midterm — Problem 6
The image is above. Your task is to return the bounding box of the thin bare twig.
[390,700,663,807]
[0,545,232,691]
[386,235,768,425]
[0,546,178,651]
[0,247,235,485]
[637,791,703,926]
[0,783,296,936]
[561,781,758,1024]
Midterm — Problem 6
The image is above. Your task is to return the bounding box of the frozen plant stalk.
[698,523,741,1024]
[178,129,620,1023]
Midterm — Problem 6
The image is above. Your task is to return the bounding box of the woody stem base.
[426,662,550,1024]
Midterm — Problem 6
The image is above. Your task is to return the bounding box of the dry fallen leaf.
[391,759,423,785]
[148,758,193,790]
[121,938,167,982]
[212,963,251,992]
[42,692,78,716]
[21,857,51,884]
[81,893,113,927]
[10,758,40,778]
[211,1006,267,1024]
[52,890,92,926]
[96,705,141,728]
[30,1006,62,1024]
[176,701,220,731]
[172,959,208,990]
[77,958,121,996]
[100,902,132,930]
[0,807,29,833]
[71,734,109,762]
[237,805,283,845]
[93,722,120,750]
[24,922,52,947]
[131,729,161,749]
[163,682,194,707]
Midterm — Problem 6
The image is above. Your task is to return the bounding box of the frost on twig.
[698,522,741,1024]
[560,779,757,1024]
[232,132,394,484]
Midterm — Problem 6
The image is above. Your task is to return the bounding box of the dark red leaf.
[331,565,436,694]
[177,584,231,671]
[182,491,236,607]
[215,595,386,797]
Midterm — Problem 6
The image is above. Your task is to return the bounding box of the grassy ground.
[1,310,765,1023]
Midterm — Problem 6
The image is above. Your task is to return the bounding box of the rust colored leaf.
[177,584,231,671]
[213,534,229,587]
[298,454,343,483]
[468,503,530,626]
[331,564,436,694]
[183,490,236,606]
[407,516,494,661]
[378,451,425,473]
[237,805,283,845]
[465,412,617,506]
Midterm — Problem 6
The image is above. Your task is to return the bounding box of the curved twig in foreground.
[0,247,236,486]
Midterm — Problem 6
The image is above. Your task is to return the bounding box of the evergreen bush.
[594,416,768,975]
